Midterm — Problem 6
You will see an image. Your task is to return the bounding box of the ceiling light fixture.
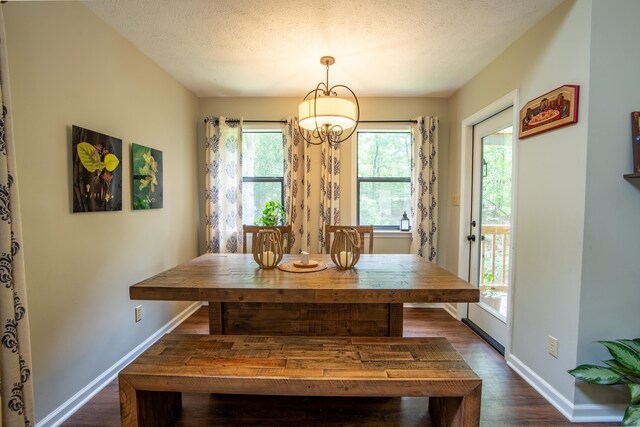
[298,56,360,147]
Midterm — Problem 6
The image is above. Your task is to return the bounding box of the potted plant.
[256,200,285,226]
[568,338,640,425]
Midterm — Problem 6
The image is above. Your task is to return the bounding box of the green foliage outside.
[481,132,512,225]
[568,339,640,425]
[242,131,283,177]
[480,129,513,286]
[358,132,411,226]
[242,132,284,224]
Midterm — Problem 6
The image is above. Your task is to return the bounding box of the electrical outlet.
[548,335,558,358]
[135,305,142,323]
[452,194,460,206]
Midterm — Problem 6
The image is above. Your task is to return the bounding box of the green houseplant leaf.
[620,340,640,355]
[604,359,635,377]
[568,365,625,385]
[257,200,285,226]
[600,341,640,377]
[630,384,640,405]
[569,338,640,426]
[77,142,103,172]
[622,404,640,426]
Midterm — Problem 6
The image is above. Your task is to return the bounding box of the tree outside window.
[357,131,411,229]
[242,131,284,225]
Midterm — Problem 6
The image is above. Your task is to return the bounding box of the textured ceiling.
[84,0,563,97]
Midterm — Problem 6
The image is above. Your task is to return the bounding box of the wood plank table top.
[130,254,479,304]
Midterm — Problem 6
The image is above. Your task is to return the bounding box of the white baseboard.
[507,354,624,423]
[571,403,626,423]
[443,303,458,319]
[37,302,204,427]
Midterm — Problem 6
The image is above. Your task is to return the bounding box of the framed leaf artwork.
[72,125,122,212]
[132,143,163,209]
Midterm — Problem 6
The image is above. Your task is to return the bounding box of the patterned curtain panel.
[318,143,340,253]
[282,118,310,254]
[410,116,439,261]
[204,117,243,253]
[0,7,35,426]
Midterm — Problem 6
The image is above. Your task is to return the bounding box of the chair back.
[243,225,292,254]
[325,225,374,254]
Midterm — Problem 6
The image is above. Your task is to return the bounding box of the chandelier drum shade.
[298,56,360,146]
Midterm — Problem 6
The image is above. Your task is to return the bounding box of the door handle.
[467,234,476,242]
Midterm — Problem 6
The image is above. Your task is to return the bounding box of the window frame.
[241,126,285,225]
[355,127,412,231]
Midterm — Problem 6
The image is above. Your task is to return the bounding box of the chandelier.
[298,56,360,146]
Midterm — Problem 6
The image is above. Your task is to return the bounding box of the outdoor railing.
[481,224,510,287]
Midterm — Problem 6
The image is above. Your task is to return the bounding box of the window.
[242,131,284,225]
[357,131,411,229]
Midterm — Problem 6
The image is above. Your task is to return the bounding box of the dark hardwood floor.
[63,307,615,426]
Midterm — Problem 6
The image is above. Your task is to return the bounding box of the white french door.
[465,107,514,351]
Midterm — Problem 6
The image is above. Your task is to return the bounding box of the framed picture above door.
[519,85,579,139]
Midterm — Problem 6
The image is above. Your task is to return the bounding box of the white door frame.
[456,89,519,359]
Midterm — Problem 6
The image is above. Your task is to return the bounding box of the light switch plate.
[548,335,558,358]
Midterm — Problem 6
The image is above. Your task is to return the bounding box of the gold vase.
[252,228,284,269]
[330,228,361,270]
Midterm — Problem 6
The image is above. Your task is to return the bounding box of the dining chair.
[242,225,292,254]
[324,225,374,254]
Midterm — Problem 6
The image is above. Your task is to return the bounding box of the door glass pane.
[479,126,512,319]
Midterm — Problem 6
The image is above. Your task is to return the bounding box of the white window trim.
[375,230,412,239]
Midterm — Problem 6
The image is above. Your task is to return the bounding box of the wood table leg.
[119,375,182,427]
[429,384,481,427]
[389,303,404,336]
[209,302,223,334]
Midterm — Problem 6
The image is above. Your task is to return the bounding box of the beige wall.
[198,97,450,256]
[448,0,592,405]
[5,2,199,422]
[576,0,640,407]
[447,0,639,417]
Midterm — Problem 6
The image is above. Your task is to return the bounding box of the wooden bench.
[119,335,482,426]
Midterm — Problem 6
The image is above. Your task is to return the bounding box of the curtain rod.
[203,118,419,124]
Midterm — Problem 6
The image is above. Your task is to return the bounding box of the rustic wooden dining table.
[130,253,479,337]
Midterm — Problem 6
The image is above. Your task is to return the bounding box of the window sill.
[374,230,412,239]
